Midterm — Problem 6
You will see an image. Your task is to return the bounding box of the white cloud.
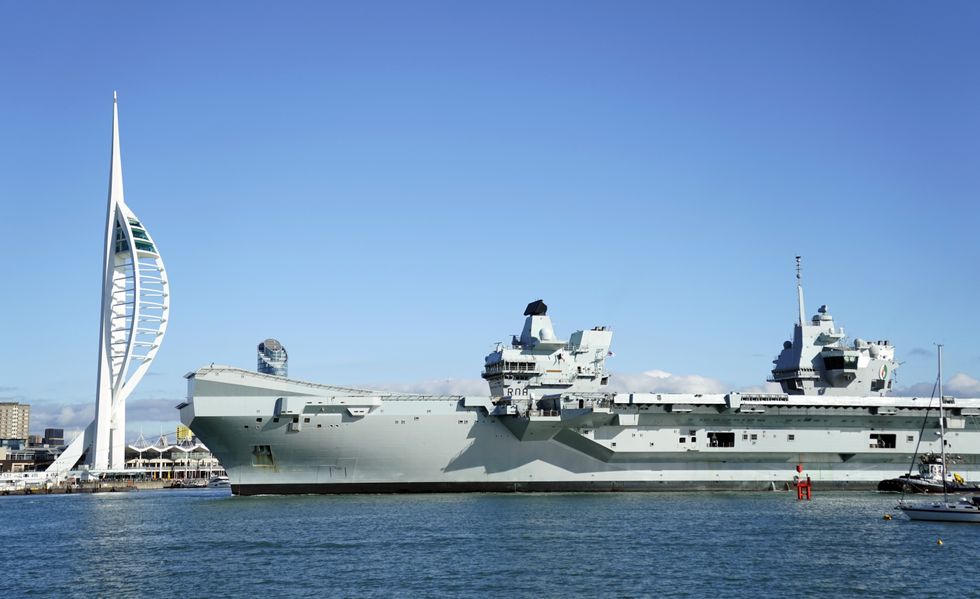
[373,370,775,396]
[128,398,184,422]
[739,383,785,394]
[30,401,93,433]
[890,372,980,398]
[23,371,974,446]
[892,382,937,397]
[181,369,975,402]
[372,378,489,396]
[948,373,980,395]
[606,370,730,394]
[24,398,183,442]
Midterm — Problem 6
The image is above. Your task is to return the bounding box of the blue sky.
[1,2,979,438]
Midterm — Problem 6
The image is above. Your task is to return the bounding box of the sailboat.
[898,345,980,522]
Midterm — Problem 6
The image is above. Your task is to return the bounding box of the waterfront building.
[0,446,32,473]
[0,446,58,473]
[0,435,224,479]
[126,431,224,481]
[0,402,30,441]
[43,428,64,447]
[257,338,288,376]
[176,424,193,442]
[46,94,170,476]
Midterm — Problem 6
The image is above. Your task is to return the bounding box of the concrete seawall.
[1,479,169,496]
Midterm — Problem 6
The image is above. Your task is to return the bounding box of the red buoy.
[794,465,812,500]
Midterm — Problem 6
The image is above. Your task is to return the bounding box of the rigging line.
[899,375,940,503]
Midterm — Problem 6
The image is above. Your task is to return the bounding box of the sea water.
[2,489,976,598]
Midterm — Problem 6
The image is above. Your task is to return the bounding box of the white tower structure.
[48,94,170,475]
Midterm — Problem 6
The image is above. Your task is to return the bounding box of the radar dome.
[783,341,792,350]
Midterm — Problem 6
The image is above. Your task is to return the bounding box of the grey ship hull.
[180,366,980,495]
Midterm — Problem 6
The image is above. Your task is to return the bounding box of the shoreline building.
[43,428,64,447]
[47,94,170,476]
[257,339,288,377]
[126,430,225,482]
[0,402,30,444]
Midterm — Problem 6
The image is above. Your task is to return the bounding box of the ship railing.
[527,410,561,417]
[378,394,466,401]
[561,397,610,409]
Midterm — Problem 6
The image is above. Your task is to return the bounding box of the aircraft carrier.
[179,269,980,495]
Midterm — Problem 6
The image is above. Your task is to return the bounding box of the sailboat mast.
[938,344,948,503]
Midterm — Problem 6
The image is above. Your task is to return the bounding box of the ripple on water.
[2,490,979,598]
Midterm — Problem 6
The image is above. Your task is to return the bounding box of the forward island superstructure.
[179,265,980,494]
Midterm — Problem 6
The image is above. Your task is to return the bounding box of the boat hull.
[181,367,980,496]
[899,503,980,522]
[232,479,887,496]
[877,477,980,494]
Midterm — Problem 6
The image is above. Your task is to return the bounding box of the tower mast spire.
[796,256,806,326]
[46,93,170,477]
[109,91,124,206]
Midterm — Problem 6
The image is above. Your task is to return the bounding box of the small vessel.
[206,475,231,488]
[898,346,980,523]
[896,496,980,522]
[878,453,980,494]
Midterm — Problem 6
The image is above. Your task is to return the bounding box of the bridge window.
[823,355,859,370]
[870,433,896,448]
[707,432,735,447]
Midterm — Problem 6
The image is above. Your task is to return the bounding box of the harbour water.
[3,490,978,598]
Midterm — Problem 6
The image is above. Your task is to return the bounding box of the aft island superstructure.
[179,270,980,495]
